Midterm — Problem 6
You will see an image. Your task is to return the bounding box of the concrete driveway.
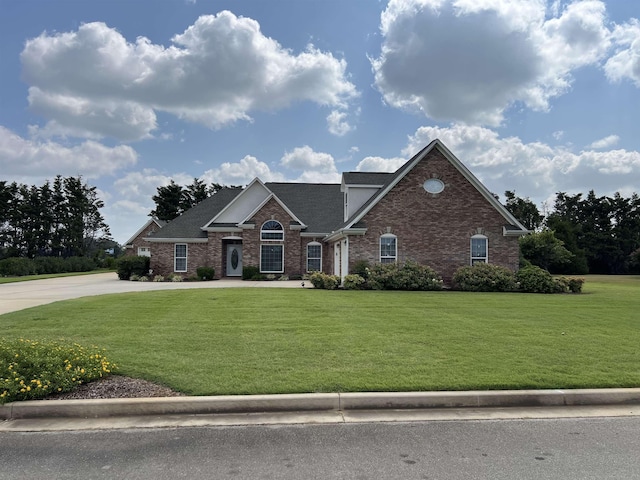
[0,273,305,315]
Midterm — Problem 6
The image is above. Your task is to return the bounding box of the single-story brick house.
[123,217,165,257]
[140,139,528,283]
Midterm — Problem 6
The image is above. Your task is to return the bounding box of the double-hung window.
[307,242,322,272]
[471,235,488,264]
[380,234,397,264]
[174,244,187,272]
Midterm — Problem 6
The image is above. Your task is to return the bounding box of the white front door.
[227,244,242,277]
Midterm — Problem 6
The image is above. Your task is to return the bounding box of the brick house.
[141,140,528,283]
[123,217,165,258]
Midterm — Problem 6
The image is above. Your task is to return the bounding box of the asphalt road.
[2,417,639,479]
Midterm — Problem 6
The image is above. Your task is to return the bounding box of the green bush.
[309,272,341,289]
[343,274,366,290]
[351,259,371,280]
[242,265,260,280]
[515,266,559,293]
[452,263,517,292]
[0,338,117,404]
[0,258,37,276]
[367,260,443,291]
[116,255,150,280]
[33,256,66,274]
[567,277,585,293]
[0,256,97,277]
[196,266,215,281]
[63,256,97,272]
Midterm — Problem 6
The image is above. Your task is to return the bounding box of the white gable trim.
[238,190,308,230]
[202,178,269,228]
[343,139,529,235]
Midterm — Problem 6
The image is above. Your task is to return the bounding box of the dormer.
[341,172,393,221]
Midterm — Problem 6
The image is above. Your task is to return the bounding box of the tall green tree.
[182,178,209,210]
[150,180,184,222]
[519,230,573,272]
[504,191,544,231]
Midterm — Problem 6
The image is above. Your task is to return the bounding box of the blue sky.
[1,0,639,243]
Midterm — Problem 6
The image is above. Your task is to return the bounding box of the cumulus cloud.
[20,11,358,141]
[355,156,407,172]
[326,110,353,136]
[605,19,640,87]
[371,0,612,126]
[0,126,137,182]
[201,155,286,186]
[403,124,640,203]
[280,145,341,183]
[587,134,620,149]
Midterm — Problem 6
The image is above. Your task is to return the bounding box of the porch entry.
[226,244,243,277]
[333,238,349,279]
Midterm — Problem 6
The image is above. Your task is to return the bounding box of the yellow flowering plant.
[0,338,117,404]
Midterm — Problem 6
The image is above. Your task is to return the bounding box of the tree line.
[150,178,241,222]
[0,176,111,260]
[505,190,640,275]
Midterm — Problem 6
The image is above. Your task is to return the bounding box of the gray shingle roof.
[267,183,343,234]
[342,172,393,185]
[148,188,243,239]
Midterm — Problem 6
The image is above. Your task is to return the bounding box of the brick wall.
[241,198,304,277]
[348,149,520,284]
[149,241,209,279]
[124,222,160,257]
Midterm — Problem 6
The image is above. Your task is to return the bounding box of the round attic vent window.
[423,178,445,194]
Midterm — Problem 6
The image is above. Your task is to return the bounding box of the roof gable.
[341,139,528,234]
[124,217,165,246]
[205,178,270,226]
[148,188,242,240]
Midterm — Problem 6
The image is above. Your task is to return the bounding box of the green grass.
[0,270,112,284]
[1,275,639,395]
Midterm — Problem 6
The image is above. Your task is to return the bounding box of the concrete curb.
[2,388,640,421]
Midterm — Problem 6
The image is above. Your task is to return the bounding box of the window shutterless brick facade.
[141,141,526,283]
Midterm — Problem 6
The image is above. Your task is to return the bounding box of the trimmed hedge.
[116,256,150,280]
[0,256,97,277]
[367,260,443,291]
[452,263,517,292]
[242,265,260,280]
[196,266,215,281]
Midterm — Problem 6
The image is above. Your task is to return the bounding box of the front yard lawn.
[1,275,638,395]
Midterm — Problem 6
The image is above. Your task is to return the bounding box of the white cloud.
[0,126,137,182]
[587,134,620,149]
[355,156,407,172]
[326,110,353,136]
[403,124,640,203]
[605,19,640,87]
[280,145,341,183]
[20,12,358,141]
[202,155,286,186]
[371,0,612,126]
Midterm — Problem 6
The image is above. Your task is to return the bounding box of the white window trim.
[380,233,397,264]
[261,220,284,241]
[174,243,188,272]
[260,244,284,273]
[470,234,488,265]
[306,241,322,272]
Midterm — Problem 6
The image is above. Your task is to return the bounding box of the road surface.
[1,417,639,479]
